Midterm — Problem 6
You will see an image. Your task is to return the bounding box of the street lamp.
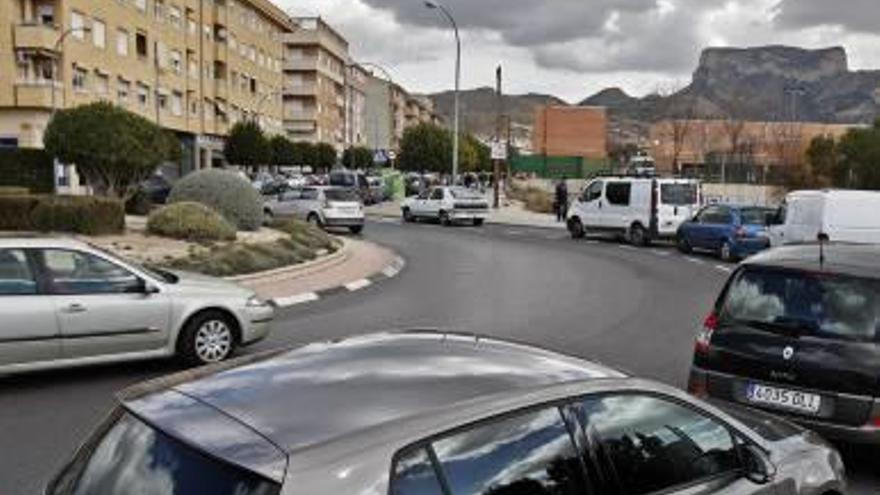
[424,0,460,184]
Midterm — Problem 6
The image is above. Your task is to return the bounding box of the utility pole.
[493,65,503,209]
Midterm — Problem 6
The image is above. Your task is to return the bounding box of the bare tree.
[766,121,805,186]
[654,82,697,175]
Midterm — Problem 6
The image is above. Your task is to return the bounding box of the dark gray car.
[46,332,846,495]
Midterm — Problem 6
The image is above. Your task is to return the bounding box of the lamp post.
[424,0,460,184]
[50,25,91,193]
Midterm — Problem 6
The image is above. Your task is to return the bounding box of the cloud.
[774,0,880,34]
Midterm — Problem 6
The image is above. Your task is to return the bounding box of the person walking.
[555,176,568,222]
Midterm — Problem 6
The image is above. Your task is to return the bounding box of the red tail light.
[687,371,708,398]
[695,311,718,355]
[870,416,880,428]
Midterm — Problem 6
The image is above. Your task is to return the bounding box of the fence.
[510,155,610,179]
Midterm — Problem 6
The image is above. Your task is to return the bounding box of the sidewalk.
[233,237,404,307]
[366,199,566,230]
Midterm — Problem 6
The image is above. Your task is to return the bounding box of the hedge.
[0,149,54,193]
[147,202,236,242]
[0,194,124,235]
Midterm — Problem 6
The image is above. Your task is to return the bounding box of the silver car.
[264,186,365,234]
[47,331,845,495]
[0,237,273,375]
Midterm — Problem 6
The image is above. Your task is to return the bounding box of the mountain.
[582,45,880,124]
[427,87,567,139]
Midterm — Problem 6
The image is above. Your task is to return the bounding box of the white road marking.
[382,265,401,278]
[715,265,733,273]
[685,256,706,265]
[272,292,319,307]
[583,240,599,245]
[506,230,524,236]
[374,217,401,224]
[345,278,373,291]
[651,249,671,257]
[619,245,638,251]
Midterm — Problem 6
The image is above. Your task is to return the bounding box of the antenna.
[817,232,829,267]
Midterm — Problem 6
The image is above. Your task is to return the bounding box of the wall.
[532,106,608,160]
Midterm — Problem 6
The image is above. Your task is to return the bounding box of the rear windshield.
[740,207,775,226]
[660,183,698,206]
[721,267,880,342]
[49,412,280,495]
[325,189,359,202]
[449,187,484,200]
[329,172,356,187]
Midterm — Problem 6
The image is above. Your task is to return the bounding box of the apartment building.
[282,17,348,150]
[344,62,368,147]
[1,0,292,176]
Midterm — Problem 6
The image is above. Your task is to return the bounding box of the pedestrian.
[555,176,568,222]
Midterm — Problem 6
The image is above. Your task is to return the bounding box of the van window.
[329,172,356,188]
[722,267,880,342]
[582,181,603,202]
[660,183,697,206]
[605,182,631,206]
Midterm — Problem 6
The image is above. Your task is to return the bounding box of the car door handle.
[63,303,87,314]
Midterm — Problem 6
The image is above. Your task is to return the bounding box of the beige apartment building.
[1,0,292,176]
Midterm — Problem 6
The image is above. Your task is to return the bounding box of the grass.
[162,218,341,277]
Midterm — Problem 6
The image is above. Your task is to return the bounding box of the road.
[1,219,877,494]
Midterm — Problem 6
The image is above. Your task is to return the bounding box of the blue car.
[676,204,775,261]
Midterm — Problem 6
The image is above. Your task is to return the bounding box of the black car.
[689,243,880,444]
[139,174,172,204]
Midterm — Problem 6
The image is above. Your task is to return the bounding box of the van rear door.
[656,180,699,236]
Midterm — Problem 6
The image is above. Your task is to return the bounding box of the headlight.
[246,295,270,308]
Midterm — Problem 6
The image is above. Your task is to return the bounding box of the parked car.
[769,189,880,246]
[138,174,172,204]
[367,175,386,203]
[284,173,307,189]
[264,186,364,234]
[329,169,373,203]
[0,238,273,375]
[46,331,845,495]
[401,186,489,226]
[689,243,880,445]
[567,176,701,245]
[677,204,776,261]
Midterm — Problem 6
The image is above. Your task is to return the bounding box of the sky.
[277,0,880,103]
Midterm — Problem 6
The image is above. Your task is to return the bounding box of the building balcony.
[214,82,228,99]
[285,108,317,121]
[214,44,227,63]
[14,23,59,52]
[15,81,62,108]
[284,83,316,96]
[285,120,317,133]
[284,57,318,72]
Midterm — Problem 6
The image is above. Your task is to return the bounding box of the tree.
[805,135,838,187]
[313,142,338,172]
[291,141,316,168]
[838,119,880,189]
[459,134,491,173]
[398,123,452,173]
[43,101,179,199]
[269,135,297,167]
[342,146,375,169]
[655,83,697,174]
[224,121,269,168]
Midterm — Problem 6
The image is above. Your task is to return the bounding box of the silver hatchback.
[264,186,365,234]
[47,332,845,495]
[0,237,273,375]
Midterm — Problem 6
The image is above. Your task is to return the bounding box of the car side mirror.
[741,444,776,485]
[143,280,160,295]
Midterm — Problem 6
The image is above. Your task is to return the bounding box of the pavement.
[1,220,877,494]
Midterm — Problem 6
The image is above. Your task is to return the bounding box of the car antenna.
[817,232,828,267]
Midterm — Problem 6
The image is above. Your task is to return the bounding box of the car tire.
[349,225,364,235]
[402,207,414,223]
[178,310,237,366]
[629,223,649,247]
[307,213,323,228]
[263,209,274,226]
[440,210,452,227]
[719,240,735,262]
[568,217,586,239]
[473,218,484,227]
[677,234,692,254]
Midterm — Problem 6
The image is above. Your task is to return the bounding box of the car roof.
[742,243,880,278]
[0,235,89,250]
[122,332,623,458]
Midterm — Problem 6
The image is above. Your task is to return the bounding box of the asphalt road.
[1,220,877,494]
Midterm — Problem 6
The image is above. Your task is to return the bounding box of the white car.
[401,186,489,226]
[769,189,880,246]
[567,176,701,245]
[264,186,365,234]
[0,238,274,375]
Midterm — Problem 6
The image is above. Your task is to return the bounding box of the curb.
[270,255,406,309]
[225,239,349,284]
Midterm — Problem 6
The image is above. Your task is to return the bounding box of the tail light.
[870,416,880,428]
[687,371,708,398]
[695,311,718,356]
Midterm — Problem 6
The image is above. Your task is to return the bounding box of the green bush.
[0,186,31,196]
[0,195,41,230]
[168,169,263,231]
[147,202,236,242]
[31,196,124,235]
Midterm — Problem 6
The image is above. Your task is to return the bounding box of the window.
[95,72,109,95]
[188,18,197,35]
[169,5,181,27]
[137,83,149,107]
[660,183,698,206]
[392,448,445,495]
[116,29,129,56]
[430,188,444,201]
[49,412,281,495]
[0,250,37,295]
[605,182,631,206]
[170,49,182,74]
[740,207,775,226]
[37,4,55,25]
[70,11,85,40]
[582,180,603,202]
[580,395,740,495]
[92,19,105,48]
[189,96,198,116]
[135,32,148,58]
[117,78,130,104]
[157,92,168,111]
[429,406,587,495]
[171,91,183,116]
[40,250,141,295]
[188,57,199,79]
[72,66,88,90]
[697,206,731,224]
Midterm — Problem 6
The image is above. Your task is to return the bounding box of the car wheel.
[263,209,274,226]
[402,207,414,223]
[719,240,736,262]
[307,213,323,228]
[349,225,364,235]
[677,234,692,253]
[440,210,452,227]
[568,217,586,239]
[629,224,649,247]
[473,218,484,227]
[178,310,237,366]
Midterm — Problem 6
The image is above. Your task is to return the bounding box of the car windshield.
[740,207,775,226]
[449,187,483,200]
[721,267,880,342]
[660,183,698,206]
[48,412,280,495]
[325,189,359,202]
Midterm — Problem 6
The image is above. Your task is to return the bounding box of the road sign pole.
[493,65,503,209]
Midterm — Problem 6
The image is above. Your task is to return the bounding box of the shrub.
[147,202,236,242]
[509,182,555,214]
[31,195,125,235]
[168,169,263,231]
[0,195,41,230]
[0,186,31,196]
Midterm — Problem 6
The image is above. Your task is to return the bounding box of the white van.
[769,189,880,246]
[567,177,701,245]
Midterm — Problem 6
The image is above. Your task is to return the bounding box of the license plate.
[746,383,822,414]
